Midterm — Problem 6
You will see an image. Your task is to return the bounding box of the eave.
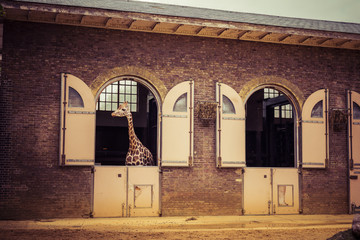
[2,0,360,51]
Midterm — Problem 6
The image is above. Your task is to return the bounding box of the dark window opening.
[95,79,158,166]
[246,88,295,167]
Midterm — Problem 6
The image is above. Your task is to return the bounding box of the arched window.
[95,77,158,166]
[311,100,323,118]
[97,79,138,112]
[246,88,295,168]
[222,95,235,114]
[173,93,187,112]
[354,102,360,119]
[68,87,84,108]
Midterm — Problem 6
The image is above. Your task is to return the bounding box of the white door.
[243,168,299,215]
[243,168,271,215]
[348,90,360,213]
[162,81,194,167]
[93,166,160,217]
[216,82,246,168]
[272,168,299,214]
[93,166,127,217]
[60,73,96,166]
[128,167,160,217]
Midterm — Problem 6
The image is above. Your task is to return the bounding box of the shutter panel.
[161,81,194,167]
[302,89,329,168]
[348,90,360,210]
[216,82,246,168]
[60,73,96,166]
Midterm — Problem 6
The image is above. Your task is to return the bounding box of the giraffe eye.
[122,108,126,111]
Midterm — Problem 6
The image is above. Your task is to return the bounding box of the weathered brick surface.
[0,20,360,219]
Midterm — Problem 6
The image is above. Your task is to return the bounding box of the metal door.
[243,168,299,215]
[93,166,160,217]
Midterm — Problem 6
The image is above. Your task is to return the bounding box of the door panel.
[162,81,194,166]
[128,167,159,217]
[302,89,329,168]
[93,166,127,217]
[272,168,299,214]
[348,90,360,212]
[93,166,159,217]
[243,168,271,215]
[60,73,96,166]
[216,82,246,168]
[244,168,299,215]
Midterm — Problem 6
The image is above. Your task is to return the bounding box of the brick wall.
[0,20,359,219]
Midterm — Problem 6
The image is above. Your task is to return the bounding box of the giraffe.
[111,102,154,166]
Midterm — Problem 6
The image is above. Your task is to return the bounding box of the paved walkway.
[0,214,354,231]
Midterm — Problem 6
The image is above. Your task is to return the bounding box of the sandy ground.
[0,215,357,240]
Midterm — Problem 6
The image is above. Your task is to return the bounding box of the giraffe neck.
[126,114,138,149]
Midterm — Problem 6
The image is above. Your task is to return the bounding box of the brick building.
[0,0,360,219]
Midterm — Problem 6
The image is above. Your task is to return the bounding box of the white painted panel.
[243,168,271,215]
[162,81,194,167]
[272,168,299,214]
[128,167,159,217]
[93,166,127,217]
[216,82,245,168]
[60,73,95,166]
[302,89,328,168]
[349,91,360,210]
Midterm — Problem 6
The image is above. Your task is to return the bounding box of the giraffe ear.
[123,101,128,107]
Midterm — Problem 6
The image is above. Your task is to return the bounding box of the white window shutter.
[60,73,96,166]
[216,82,246,168]
[348,90,360,210]
[161,81,194,167]
[302,89,329,168]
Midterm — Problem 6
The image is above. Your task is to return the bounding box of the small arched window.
[354,102,360,119]
[311,100,323,118]
[173,93,187,112]
[69,87,84,108]
[222,95,235,114]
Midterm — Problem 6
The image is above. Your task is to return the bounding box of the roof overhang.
[2,0,360,50]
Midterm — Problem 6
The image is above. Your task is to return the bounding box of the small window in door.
[68,87,84,108]
[354,102,360,119]
[222,95,235,114]
[173,93,187,112]
[311,100,323,118]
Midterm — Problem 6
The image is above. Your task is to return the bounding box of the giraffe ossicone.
[111,102,154,166]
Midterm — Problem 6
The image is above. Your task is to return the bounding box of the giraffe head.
[111,102,131,118]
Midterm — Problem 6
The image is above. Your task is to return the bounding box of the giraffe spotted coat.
[111,102,154,166]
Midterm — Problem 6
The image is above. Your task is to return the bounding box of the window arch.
[246,87,296,167]
[95,76,161,166]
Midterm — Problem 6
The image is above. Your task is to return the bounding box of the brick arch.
[239,76,305,113]
[90,66,167,102]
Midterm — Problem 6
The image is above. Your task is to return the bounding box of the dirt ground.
[0,227,353,240]
[0,215,357,240]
